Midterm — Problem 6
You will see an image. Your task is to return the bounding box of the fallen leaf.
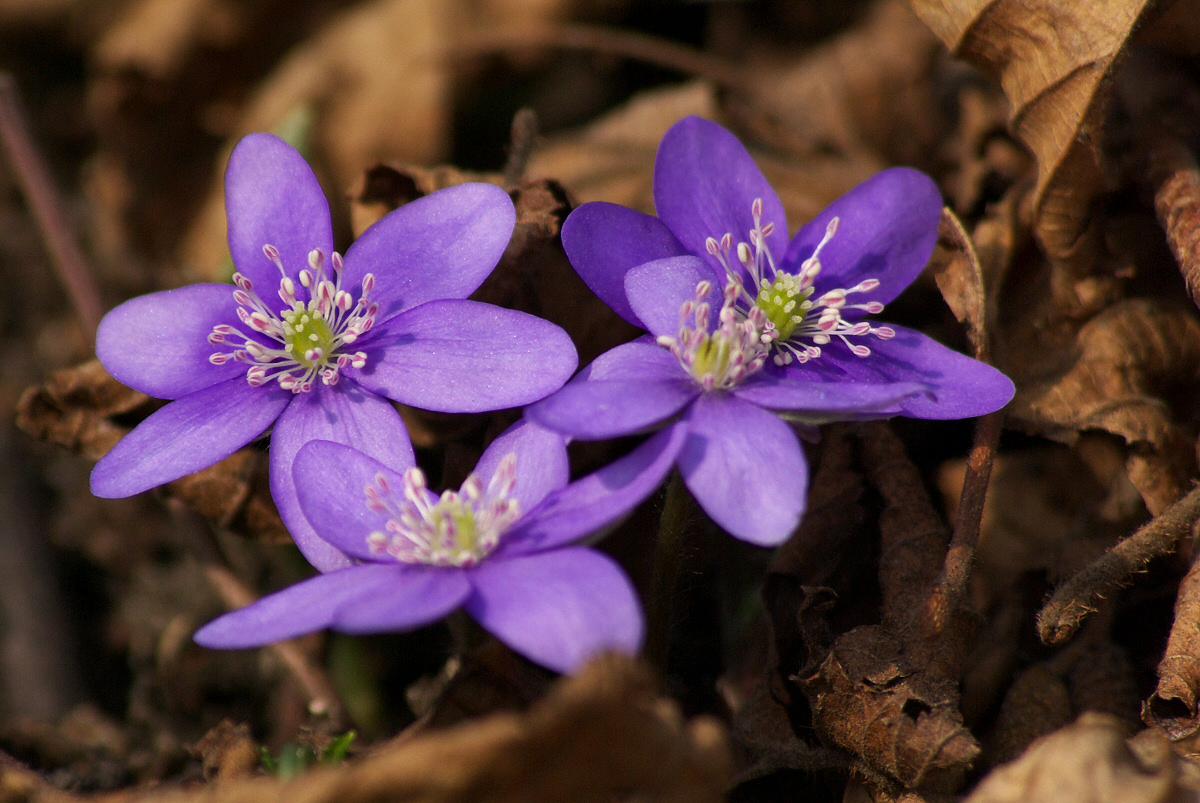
[907,0,1155,300]
[965,714,1200,803]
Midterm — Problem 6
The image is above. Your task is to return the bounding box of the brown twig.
[201,563,348,730]
[0,74,104,340]
[450,25,752,93]
[1145,131,1200,311]
[1037,483,1200,645]
[919,410,1004,639]
[503,108,539,191]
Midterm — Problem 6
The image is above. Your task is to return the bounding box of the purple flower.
[194,420,664,673]
[528,116,1014,546]
[91,134,577,571]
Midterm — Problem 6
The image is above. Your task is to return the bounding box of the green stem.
[644,472,696,674]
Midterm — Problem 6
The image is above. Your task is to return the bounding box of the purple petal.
[802,324,1014,419]
[500,423,687,556]
[625,256,719,339]
[561,202,688,327]
[525,376,697,440]
[90,377,289,498]
[343,183,516,325]
[194,563,470,648]
[577,337,688,381]
[271,382,415,571]
[653,116,788,276]
[732,368,929,417]
[678,392,807,546]
[96,284,246,399]
[782,167,941,307]
[353,300,577,412]
[292,440,409,563]
[474,420,568,513]
[225,133,334,292]
[464,548,643,673]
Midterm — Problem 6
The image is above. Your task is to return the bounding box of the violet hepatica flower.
[91,133,577,571]
[195,420,660,674]
[528,116,1014,546]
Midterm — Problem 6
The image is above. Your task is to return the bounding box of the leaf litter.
[9,0,1200,800]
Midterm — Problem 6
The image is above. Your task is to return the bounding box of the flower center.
[657,280,772,391]
[208,247,379,393]
[704,201,895,366]
[362,454,520,568]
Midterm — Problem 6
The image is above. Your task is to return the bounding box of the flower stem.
[644,472,696,674]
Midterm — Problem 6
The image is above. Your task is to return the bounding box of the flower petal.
[90,377,289,498]
[96,284,246,399]
[561,202,688,327]
[464,548,643,673]
[271,382,415,571]
[343,183,516,324]
[678,392,807,546]
[732,368,929,417]
[803,324,1014,419]
[525,376,697,440]
[653,116,789,275]
[500,423,687,556]
[577,337,688,381]
[194,563,469,648]
[474,420,568,513]
[225,133,334,291]
[625,256,719,339]
[782,167,941,307]
[353,299,578,412]
[292,440,409,563]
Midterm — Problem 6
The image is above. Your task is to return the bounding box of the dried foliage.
[10,0,1200,800]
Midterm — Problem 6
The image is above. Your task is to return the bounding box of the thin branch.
[919,410,1004,639]
[450,24,753,93]
[202,563,349,730]
[0,74,104,340]
[1037,483,1200,645]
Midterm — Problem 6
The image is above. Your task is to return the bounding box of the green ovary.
[282,307,336,368]
[755,273,811,341]
[431,500,479,552]
[691,333,731,379]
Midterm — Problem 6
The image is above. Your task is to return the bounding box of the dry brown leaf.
[907,0,1153,297]
[1007,299,1200,515]
[0,655,732,803]
[16,361,290,545]
[1145,553,1200,741]
[190,720,260,782]
[526,79,876,234]
[733,1,946,172]
[930,208,988,360]
[802,625,979,792]
[965,714,1200,803]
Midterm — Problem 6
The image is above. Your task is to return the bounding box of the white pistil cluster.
[657,280,773,391]
[705,199,895,366]
[208,246,378,393]
[363,454,521,568]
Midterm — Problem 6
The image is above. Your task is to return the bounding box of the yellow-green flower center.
[282,306,337,368]
[755,273,811,341]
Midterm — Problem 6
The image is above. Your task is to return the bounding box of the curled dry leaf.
[964,713,1200,803]
[907,0,1154,298]
[802,625,979,793]
[190,720,260,782]
[0,655,732,803]
[15,360,290,544]
[1145,552,1200,741]
[1007,299,1200,515]
[929,208,988,360]
[792,424,979,794]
